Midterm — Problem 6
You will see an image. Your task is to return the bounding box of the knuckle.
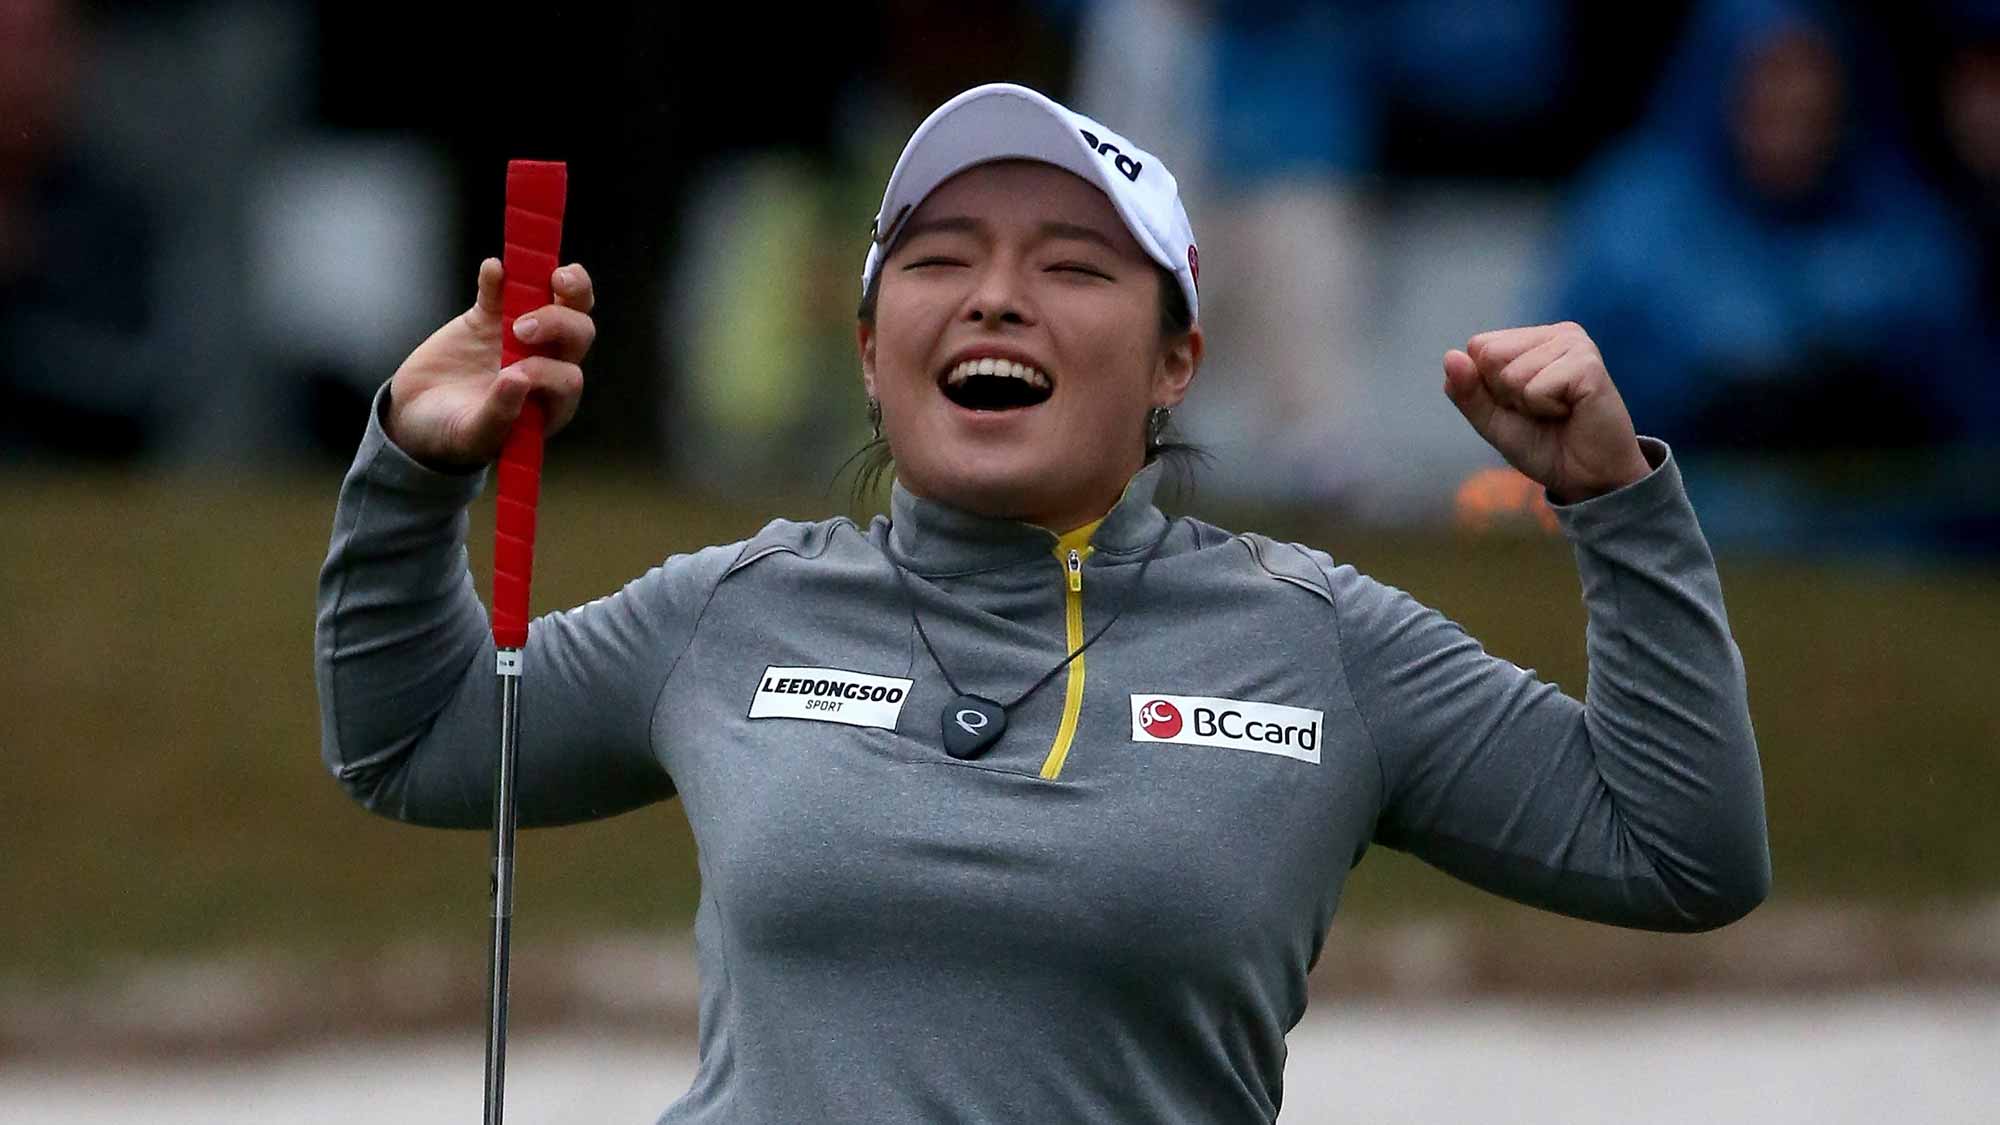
[538,307,592,346]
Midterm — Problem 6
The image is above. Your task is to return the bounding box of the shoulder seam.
[646,539,756,757]
[1234,534,1392,825]
[1238,533,1335,605]
[1319,556,1392,827]
[723,516,857,578]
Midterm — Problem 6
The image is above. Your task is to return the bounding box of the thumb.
[463,365,532,457]
[474,257,504,317]
[1442,349,1498,435]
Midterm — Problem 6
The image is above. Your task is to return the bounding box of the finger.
[511,303,597,364]
[1442,348,1500,436]
[1517,352,1595,419]
[1466,323,1564,374]
[552,263,595,314]
[1487,333,1573,409]
[508,355,586,435]
[475,257,504,316]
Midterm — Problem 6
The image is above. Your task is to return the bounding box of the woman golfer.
[316,83,1769,1122]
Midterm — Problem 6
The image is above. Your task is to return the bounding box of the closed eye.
[1049,262,1113,279]
[903,257,967,270]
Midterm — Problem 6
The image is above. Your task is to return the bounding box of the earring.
[867,397,883,442]
[1147,405,1172,446]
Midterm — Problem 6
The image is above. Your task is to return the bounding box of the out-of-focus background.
[3,0,1997,1120]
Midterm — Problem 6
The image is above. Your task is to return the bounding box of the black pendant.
[942,694,1007,760]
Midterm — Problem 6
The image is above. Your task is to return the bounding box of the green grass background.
[4,468,1995,984]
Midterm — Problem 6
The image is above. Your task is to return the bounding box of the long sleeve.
[1334,439,1770,931]
[313,384,742,829]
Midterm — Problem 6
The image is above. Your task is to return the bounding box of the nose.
[964,260,1034,327]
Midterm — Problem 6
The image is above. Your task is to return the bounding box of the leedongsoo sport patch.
[750,666,914,730]
[1130,694,1324,764]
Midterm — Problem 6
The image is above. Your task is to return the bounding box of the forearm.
[1360,440,1770,931]
[1553,438,1770,926]
[314,384,499,827]
[316,384,737,829]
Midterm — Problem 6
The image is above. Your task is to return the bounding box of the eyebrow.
[896,215,1125,254]
[895,215,981,244]
[1036,221,1121,253]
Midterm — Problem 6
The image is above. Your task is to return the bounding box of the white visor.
[861,82,1199,324]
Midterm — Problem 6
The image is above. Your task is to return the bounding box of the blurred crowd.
[2,0,1995,555]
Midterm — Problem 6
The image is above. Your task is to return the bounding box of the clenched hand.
[1443,322,1653,505]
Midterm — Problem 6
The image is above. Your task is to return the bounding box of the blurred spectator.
[658,2,1072,495]
[1073,0,1573,504]
[1932,4,2000,438]
[662,150,883,493]
[0,0,164,462]
[1545,0,1984,455]
[1187,2,1379,503]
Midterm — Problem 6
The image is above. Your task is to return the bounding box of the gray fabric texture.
[315,384,1770,1123]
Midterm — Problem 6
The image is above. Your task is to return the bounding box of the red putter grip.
[493,160,567,650]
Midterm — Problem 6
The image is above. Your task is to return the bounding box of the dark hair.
[843,263,1206,507]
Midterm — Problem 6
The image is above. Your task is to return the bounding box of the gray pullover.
[315,388,1769,1123]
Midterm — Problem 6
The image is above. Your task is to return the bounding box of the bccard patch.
[1130,693,1323,764]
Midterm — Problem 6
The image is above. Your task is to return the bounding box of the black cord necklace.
[886,518,1175,760]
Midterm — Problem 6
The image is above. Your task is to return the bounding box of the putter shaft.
[485,654,523,1124]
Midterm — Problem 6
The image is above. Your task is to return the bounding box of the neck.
[1031,499,1120,537]
[903,467,1142,537]
[905,493,1113,538]
[887,461,1170,576]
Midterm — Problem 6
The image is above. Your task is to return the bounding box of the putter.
[486,158,567,1125]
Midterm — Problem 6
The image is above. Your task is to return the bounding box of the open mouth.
[939,357,1054,411]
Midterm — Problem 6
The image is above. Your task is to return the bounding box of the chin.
[905,452,1057,521]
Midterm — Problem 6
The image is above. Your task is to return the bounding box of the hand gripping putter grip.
[486,158,565,1125]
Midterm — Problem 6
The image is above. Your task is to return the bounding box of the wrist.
[1552,443,1654,505]
[380,383,484,476]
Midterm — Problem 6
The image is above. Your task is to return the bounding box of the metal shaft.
[484,654,523,1124]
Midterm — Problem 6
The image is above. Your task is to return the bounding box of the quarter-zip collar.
[887,461,1171,578]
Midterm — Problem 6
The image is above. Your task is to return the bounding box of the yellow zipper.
[1038,525,1098,779]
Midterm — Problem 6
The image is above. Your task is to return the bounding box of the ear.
[1151,325,1203,408]
[857,319,879,400]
